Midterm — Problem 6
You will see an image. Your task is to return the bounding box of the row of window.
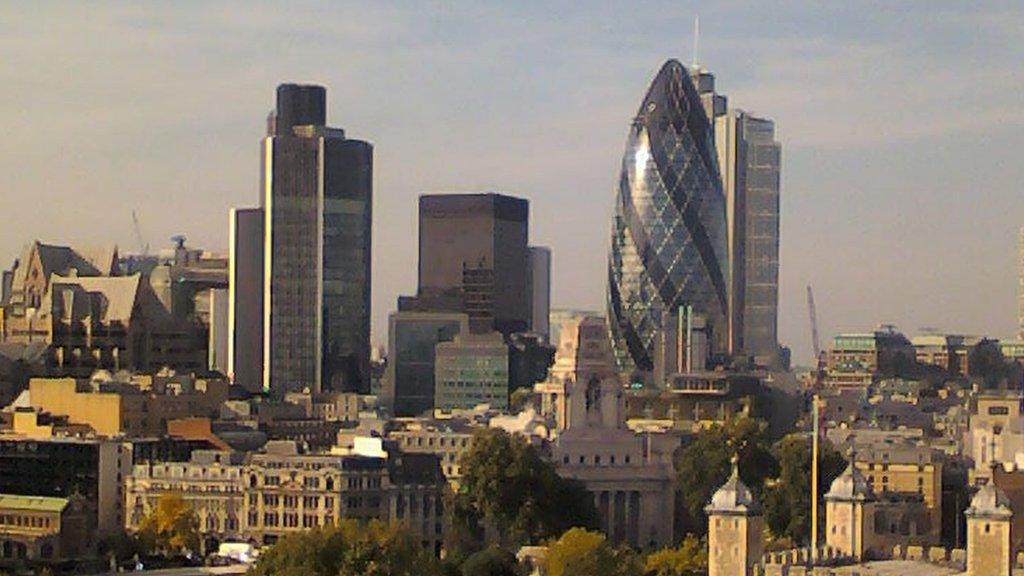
[562,453,632,466]
[0,514,53,529]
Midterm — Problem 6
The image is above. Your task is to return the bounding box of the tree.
[453,428,599,551]
[643,534,707,576]
[968,339,1012,388]
[138,493,199,555]
[460,545,523,576]
[248,520,442,576]
[762,434,846,543]
[544,528,641,576]
[674,417,778,535]
[98,530,150,564]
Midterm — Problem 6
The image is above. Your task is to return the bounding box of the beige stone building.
[242,441,446,552]
[126,451,246,552]
[546,315,675,548]
[0,494,88,563]
[0,240,225,378]
[386,419,474,484]
[849,436,942,544]
[965,482,1013,576]
[123,440,448,553]
[705,461,763,576]
[965,392,1024,484]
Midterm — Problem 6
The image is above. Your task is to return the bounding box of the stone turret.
[824,461,875,560]
[965,483,1013,576]
[706,458,763,576]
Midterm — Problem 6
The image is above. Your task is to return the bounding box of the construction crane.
[806,285,821,361]
[131,210,150,257]
[806,285,826,391]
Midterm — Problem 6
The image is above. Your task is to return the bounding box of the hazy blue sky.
[1,2,1022,364]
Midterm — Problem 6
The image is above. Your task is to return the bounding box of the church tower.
[966,483,1013,576]
[706,458,764,576]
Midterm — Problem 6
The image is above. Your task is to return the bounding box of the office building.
[229,207,264,392]
[0,436,131,537]
[434,332,509,412]
[716,110,780,362]
[692,66,781,363]
[207,288,229,375]
[261,84,372,394]
[382,311,468,417]
[825,327,916,389]
[412,193,530,335]
[528,246,551,339]
[23,373,229,437]
[607,60,729,375]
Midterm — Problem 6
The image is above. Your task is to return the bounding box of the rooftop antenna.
[692,15,700,69]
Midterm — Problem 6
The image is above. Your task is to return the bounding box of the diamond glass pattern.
[607,60,729,372]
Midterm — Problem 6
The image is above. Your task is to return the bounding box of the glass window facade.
[607,60,729,372]
[263,85,373,394]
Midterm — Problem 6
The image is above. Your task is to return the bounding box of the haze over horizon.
[1,2,1022,365]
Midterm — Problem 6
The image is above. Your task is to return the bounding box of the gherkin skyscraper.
[607,60,729,373]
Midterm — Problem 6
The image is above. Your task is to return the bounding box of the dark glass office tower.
[229,207,265,393]
[262,84,372,394]
[413,193,530,335]
[607,60,729,373]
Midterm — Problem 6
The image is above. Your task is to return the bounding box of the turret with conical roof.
[706,457,762,516]
[965,483,1013,576]
[706,456,763,576]
[824,456,876,560]
[825,461,874,503]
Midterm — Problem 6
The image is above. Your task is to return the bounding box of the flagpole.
[811,393,820,563]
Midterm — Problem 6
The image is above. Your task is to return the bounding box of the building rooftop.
[0,493,69,513]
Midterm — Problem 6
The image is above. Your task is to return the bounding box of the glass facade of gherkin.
[607,60,729,372]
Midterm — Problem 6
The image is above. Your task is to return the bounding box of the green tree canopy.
[544,528,642,576]
[460,545,523,576]
[453,428,599,551]
[247,520,442,576]
[763,434,846,544]
[674,417,778,535]
[643,534,707,576]
[138,493,199,555]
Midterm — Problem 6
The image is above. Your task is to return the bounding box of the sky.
[1,1,1022,365]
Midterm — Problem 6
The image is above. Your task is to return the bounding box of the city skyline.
[1,3,1022,364]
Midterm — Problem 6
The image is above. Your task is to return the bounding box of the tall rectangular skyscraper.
[261,84,373,394]
[528,246,551,339]
[229,207,265,392]
[717,111,781,363]
[692,66,781,364]
[414,193,530,335]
